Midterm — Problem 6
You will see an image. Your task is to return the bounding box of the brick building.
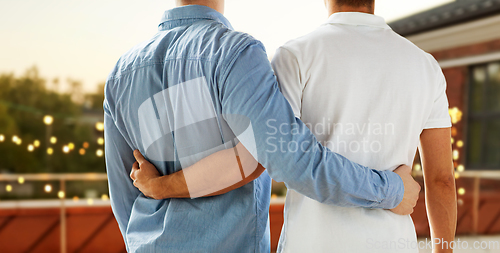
[390,0,500,171]
[388,0,500,237]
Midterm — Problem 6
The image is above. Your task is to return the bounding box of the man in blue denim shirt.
[104,1,420,252]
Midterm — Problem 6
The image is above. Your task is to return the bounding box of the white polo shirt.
[271,12,451,253]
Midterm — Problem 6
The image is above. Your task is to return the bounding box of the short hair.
[335,0,374,8]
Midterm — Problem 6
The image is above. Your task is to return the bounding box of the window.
[467,61,500,169]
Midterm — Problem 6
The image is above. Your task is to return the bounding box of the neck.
[326,3,374,16]
[176,0,224,14]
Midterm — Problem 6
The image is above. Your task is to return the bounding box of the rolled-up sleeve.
[219,41,404,209]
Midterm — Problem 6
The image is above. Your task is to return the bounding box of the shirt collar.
[159,5,233,31]
[324,12,391,29]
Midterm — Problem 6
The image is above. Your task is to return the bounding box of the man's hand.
[390,165,421,215]
[130,150,163,199]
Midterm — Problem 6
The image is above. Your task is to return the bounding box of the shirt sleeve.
[271,47,303,119]
[219,41,404,209]
[424,64,452,129]
[104,100,141,251]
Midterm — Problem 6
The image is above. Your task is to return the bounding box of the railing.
[414,170,500,235]
[1,171,500,252]
[0,173,108,253]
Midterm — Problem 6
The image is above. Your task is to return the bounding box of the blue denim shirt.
[104,5,404,253]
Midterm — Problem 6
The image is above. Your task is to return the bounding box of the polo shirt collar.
[324,12,391,29]
[159,5,233,31]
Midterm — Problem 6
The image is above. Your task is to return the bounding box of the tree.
[0,67,105,173]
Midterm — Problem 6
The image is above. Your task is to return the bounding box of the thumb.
[133,150,147,166]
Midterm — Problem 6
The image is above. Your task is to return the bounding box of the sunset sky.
[0,0,454,93]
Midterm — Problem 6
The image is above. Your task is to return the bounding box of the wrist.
[378,170,404,209]
[151,170,189,199]
[151,176,169,199]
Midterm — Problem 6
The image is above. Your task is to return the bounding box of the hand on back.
[390,165,421,215]
[130,150,163,199]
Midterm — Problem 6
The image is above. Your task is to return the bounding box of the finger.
[133,150,147,166]
[130,162,139,180]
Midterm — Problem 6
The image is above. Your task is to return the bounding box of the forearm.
[152,143,263,199]
[425,177,457,252]
[200,164,265,197]
[153,165,265,199]
[259,129,403,208]
[419,128,456,252]
[256,115,403,208]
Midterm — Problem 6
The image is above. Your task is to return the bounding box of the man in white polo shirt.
[272,0,457,252]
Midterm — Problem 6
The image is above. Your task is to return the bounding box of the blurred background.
[0,0,499,252]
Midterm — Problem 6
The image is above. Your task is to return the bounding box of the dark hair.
[335,0,374,7]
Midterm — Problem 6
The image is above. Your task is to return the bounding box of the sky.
[0,0,454,93]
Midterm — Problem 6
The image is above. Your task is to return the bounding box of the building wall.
[405,14,500,54]
[420,36,500,168]
[432,38,500,61]
[440,66,468,167]
[399,14,500,236]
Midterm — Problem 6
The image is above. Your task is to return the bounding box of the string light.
[457,140,464,148]
[453,150,460,160]
[12,135,19,144]
[68,142,75,150]
[458,188,466,195]
[58,191,65,199]
[101,194,109,200]
[413,164,421,171]
[47,148,54,155]
[87,198,94,205]
[72,196,79,202]
[96,149,104,157]
[43,115,54,125]
[457,165,465,172]
[18,177,25,184]
[97,137,104,145]
[6,184,12,192]
[62,145,70,153]
[0,134,4,142]
[50,137,57,144]
[79,148,86,155]
[83,142,89,149]
[455,173,460,179]
[16,139,22,145]
[27,144,34,152]
[33,140,40,147]
[44,184,52,193]
[95,122,104,132]
[449,107,463,124]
